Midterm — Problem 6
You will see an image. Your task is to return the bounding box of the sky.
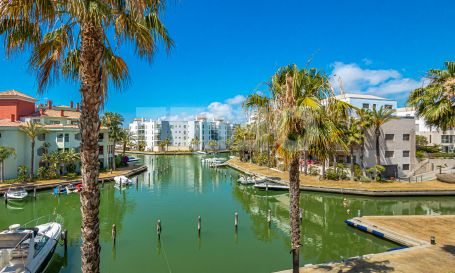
[0,0,453,125]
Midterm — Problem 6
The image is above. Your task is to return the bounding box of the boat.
[193,151,207,155]
[0,221,62,273]
[53,186,67,195]
[126,156,140,163]
[237,175,267,185]
[5,186,28,201]
[114,176,133,186]
[65,184,79,194]
[254,181,289,191]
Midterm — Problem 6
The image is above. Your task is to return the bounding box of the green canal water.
[2,154,455,273]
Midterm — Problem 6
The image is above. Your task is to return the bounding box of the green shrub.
[416,150,425,159]
[17,165,28,182]
[418,145,441,153]
[428,152,455,158]
[66,172,78,179]
[37,167,47,180]
[308,165,319,176]
[359,176,372,182]
[325,167,348,180]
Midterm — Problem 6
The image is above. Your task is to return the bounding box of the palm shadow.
[441,245,455,256]
[310,258,394,273]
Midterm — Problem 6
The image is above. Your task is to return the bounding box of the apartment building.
[334,93,416,177]
[129,116,235,151]
[396,107,455,153]
[0,90,113,180]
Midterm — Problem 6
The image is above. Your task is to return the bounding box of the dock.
[0,165,147,194]
[276,215,455,273]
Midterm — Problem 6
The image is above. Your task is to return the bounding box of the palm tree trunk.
[289,156,300,273]
[350,146,355,181]
[375,130,381,166]
[112,140,116,171]
[0,160,3,183]
[322,159,326,178]
[303,150,308,175]
[79,20,104,273]
[30,140,35,181]
[360,140,366,176]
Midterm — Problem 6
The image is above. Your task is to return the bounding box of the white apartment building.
[396,107,455,153]
[333,93,416,178]
[129,116,235,151]
[0,90,114,180]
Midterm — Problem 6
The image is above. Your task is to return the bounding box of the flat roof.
[334,93,395,101]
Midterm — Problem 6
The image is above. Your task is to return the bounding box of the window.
[98,133,104,142]
[384,104,393,109]
[57,133,64,142]
[64,133,69,142]
[99,145,104,154]
[71,120,79,125]
[403,134,410,141]
[37,147,45,156]
[50,120,60,125]
[385,151,394,158]
[372,104,376,110]
[38,134,45,141]
[75,133,81,140]
[362,103,369,109]
[385,134,394,141]
[402,164,410,170]
[403,150,410,157]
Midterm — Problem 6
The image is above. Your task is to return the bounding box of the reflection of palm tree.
[102,112,124,171]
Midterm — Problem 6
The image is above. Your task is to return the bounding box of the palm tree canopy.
[0,146,15,161]
[370,106,397,132]
[408,61,455,131]
[0,0,173,99]
[19,121,48,140]
[102,112,124,141]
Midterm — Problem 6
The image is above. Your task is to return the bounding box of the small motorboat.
[75,183,83,192]
[0,221,63,273]
[193,151,207,155]
[5,186,28,201]
[126,156,140,163]
[114,176,133,186]
[53,186,67,195]
[65,184,78,194]
[237,175,267,185]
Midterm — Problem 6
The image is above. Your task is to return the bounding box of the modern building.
[129,116,235,151]
[396,107,455,153]
[0,90,114,180]
[333,93,416,177]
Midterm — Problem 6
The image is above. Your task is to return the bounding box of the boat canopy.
[0,233,29,249]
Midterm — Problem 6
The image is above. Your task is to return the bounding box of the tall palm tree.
[163,139,171,152]
[356,109,373,175]
[408,61,455,131]
[119,129,133,155]
[0,2,173,272]
[370,106,397,166]
[190,138,200,151]
[19,121,47,180]
[343,117,363,180]
[102,112,124,171]
[207,139,218,152]
[0,146,15,182]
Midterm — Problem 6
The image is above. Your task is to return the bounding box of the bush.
[308,165,319,176]
[17,165,28,182]
[416,150,425,159]
[428,152,455,158]
[66,172,78,179]
[325,167,348,180]
[359,176,372,182]
[37,167,47,180]
[418,145,441,153]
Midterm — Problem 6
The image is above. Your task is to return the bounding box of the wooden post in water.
[57,185,61,196]
[157,220,161,240]
[102,179,105,188]
[112,224,116,245]
[234,212,238,231]
[33,187,36,199]
[198,216,201,238]
[63,229,68,252]
[299,208,303,222]
[267,209,272,226]
[4,194,7,205]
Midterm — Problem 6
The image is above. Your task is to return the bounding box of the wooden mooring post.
[197,216,201,238]
[234,212,238,231]
[112,224,116,245]
[33,187,37,199]
[157,220,162,240]
[63,229,68,252]
[267,209,272,226]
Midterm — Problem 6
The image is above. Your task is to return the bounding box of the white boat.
[0,222,62,273]
[193,151,207,155]
[5,187,28,201]
[237,176,267,185]
[65,184,78,194]
[114,176,133,186]
[126,156,140,163]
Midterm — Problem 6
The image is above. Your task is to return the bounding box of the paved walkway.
[276,215,455,273]
[227,159,455,196]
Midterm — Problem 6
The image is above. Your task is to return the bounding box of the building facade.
[129,116,235,151]
[396,107,455,153]
[0,90,113,180]
[334,93,416,177]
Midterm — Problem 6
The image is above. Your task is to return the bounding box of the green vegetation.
[19,121,48,180]
[102,112,124,171]
[0,146,15,183]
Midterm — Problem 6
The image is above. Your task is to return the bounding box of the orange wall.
[0,99,35,120]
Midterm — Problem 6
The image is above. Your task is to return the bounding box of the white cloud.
[330,61,424,96]
[225,95,246,105]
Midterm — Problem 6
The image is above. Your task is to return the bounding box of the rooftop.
[334,93,395,101]
[0,90,37,102]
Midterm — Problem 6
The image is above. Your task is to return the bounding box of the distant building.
[334,93,416,178]
[0,90,113,180]
[128,116,235,151]
[396,107,455,153]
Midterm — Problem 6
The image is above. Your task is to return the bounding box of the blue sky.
[0,0,453,124]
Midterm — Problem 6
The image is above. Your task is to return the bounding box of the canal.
[1,154,455,273]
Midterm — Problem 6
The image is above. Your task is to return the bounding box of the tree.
[162,139,171,152]
[370,106,397,166]
[356,109,373,175]
[416,135,428,147]
[61,149,80,174]
[343,117,363,181]
[0,2,173,272]
[0,146,15,182]
[119,129,133,155]
[190,138,200,151]
[207,139,218,152]
[19,121,47,180]
[102,112,124,171]
[408,61,455,131]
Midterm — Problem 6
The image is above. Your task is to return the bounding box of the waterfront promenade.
[276,215,455,273]
[227,159,455,196]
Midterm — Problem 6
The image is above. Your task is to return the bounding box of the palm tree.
[207,139,218,152]
[61,149,80,174]
[163,139,171,152]
[102,112,124,171]
[119,129,133,155]
[19,121,47,180]
[190,138,200,151]
[0,146,15,182]
[0,2,173,272]
[356,109,373,175]
[370,106,397,166]
[408,61,455,131]
[343,117,363,180]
